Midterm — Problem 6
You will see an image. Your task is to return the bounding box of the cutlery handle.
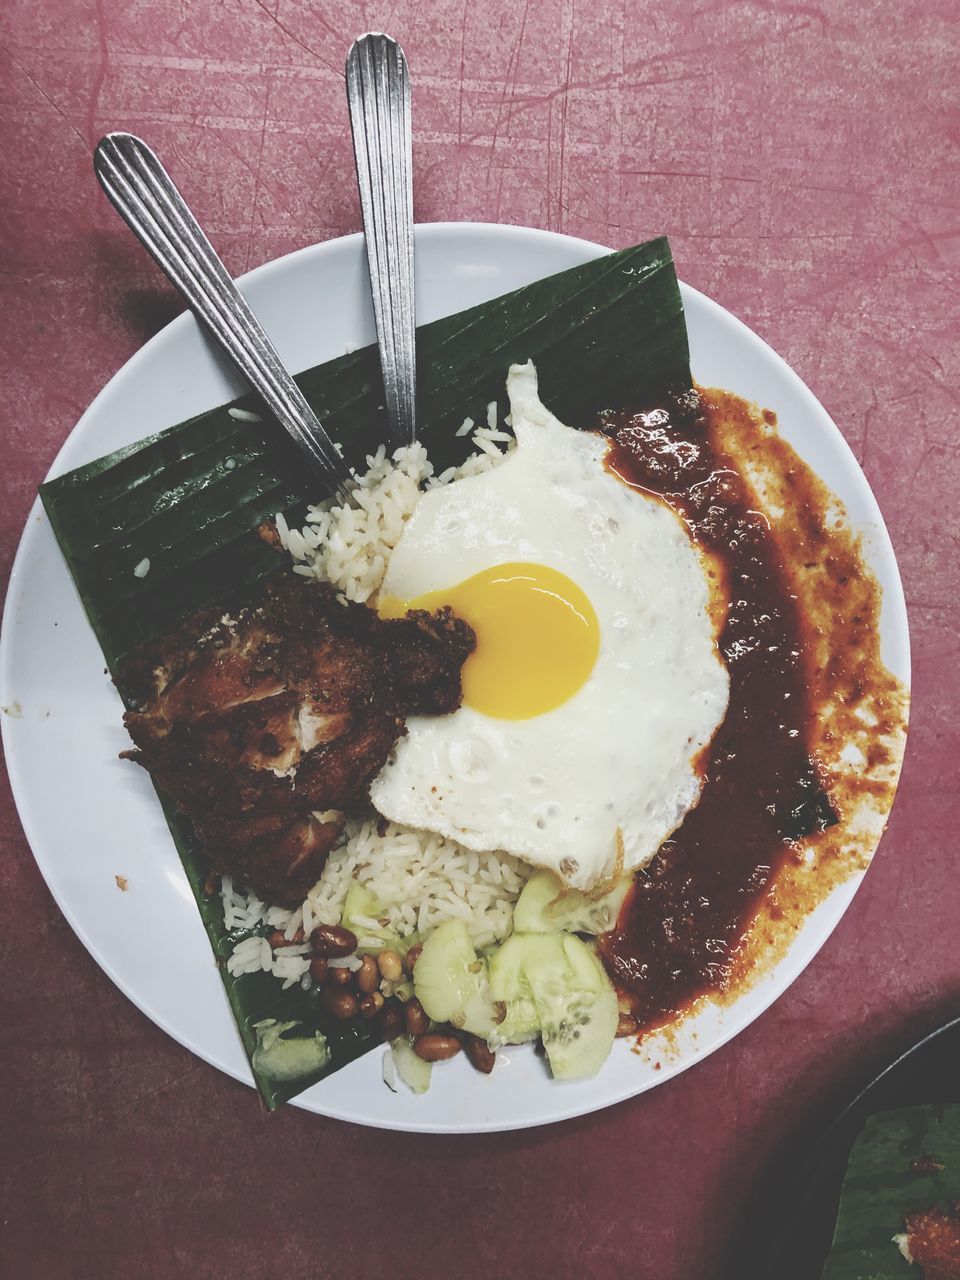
[94,132,353,504]
[346,33,416,447]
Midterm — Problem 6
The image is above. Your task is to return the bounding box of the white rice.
[225,420,525,982]
[306,818,530,950]
[272,423,514,603]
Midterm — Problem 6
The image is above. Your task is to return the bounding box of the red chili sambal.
[595,387,851,1028]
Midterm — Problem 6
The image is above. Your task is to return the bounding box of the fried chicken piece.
[119,575,475,905]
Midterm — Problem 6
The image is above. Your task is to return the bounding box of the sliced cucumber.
[413,922,619,1078]
[251,1019,330,1082]
[389,1036,432,1094]
[488,933,563,1044]
[560,933,610,990]
[413,919,498,1038]
[486,931,618,1079]
[528,933,618,1080]
[340,882,413,954]
[513,869,633,936]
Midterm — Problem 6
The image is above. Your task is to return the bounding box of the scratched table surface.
[1,3,957,1277]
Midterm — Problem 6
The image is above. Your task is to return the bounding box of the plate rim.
[0,221,911,1131]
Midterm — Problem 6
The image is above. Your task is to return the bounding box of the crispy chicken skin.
[119,575,475,905]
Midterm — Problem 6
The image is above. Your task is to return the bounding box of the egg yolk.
[378,562,599,720]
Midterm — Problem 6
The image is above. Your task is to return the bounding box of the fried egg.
[369,362,729,891]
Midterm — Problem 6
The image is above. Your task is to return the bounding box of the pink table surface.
[1,3,957,1277]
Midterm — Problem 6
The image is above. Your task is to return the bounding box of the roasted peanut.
[379,998,404,1042]
[461,1032,496,1075]
[309,956,328,984]
[403,944,422,976]
[356,954,380,994]
[328,965,353,986]
[616,993,633,1016]
[404,997,429,1037]
[268,928,305,949]
[323,987,359,1020]
[616,1013,638,1038]
[413,1033,462,1062]
[377,949,403,982]
[310,923,358,958]
[359,991,385,1019]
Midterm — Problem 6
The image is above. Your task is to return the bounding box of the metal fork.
[94,131,354,504]
[346,33,417,447]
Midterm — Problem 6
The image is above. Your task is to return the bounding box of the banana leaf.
[822,1105,960,1278]
[39,236,690,1108]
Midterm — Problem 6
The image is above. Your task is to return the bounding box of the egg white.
[369,362,730,891]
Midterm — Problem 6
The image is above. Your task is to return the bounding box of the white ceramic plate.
[0,224,909,1132]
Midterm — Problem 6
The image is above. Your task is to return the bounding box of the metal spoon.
[94,131,353,504]
[346,33,417,447]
